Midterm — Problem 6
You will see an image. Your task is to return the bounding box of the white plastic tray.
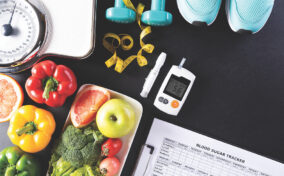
[47,84,143,175]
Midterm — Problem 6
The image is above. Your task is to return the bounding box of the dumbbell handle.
[151,0,166,11]
[115,0,126,8]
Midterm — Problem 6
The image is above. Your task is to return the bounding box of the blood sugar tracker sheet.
[144,119,284,176]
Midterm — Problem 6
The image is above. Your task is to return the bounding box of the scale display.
[0,0,42,64]
[164,75,190,101]
[0,0,47,72]
[0,0,96,73]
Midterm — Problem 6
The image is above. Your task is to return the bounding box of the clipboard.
[133,118,284,176]
[132,144,155,176]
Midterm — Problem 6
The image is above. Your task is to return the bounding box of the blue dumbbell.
[106,0,136,23]
[141,0,172,26]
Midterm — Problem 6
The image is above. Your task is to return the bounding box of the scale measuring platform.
[0,0,96,72]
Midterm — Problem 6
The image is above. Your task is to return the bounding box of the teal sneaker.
[226,0,275,34]
[177,0,222,26]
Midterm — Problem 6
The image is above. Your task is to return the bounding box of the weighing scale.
[0,0,96,73]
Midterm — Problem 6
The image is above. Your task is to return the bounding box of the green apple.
[96,99,136,138]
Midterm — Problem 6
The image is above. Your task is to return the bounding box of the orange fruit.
[70,85,110,128]
[0,73,24,123]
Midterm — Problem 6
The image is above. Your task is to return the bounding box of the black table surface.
[1,0,284,175]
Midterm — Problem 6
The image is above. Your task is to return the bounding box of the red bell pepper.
[25,60,77,107]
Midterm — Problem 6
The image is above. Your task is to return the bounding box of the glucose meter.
[154,58,195,116]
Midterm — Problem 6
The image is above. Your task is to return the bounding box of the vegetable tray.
[46,84,143,175]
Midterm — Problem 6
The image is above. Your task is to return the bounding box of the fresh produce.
[49,124,106,175]
[7,105,56,153]
[96,99,136,138]
[102,138,122,157]
[50,157,76,176]
[25,60,77,107]
[0,146,40,176]
[69,165,94,176]
[50,158,103,176]
[0,73,24,123]
[70,165,102,176]
[70,85,110,128]
[100,157,120,176]
[48,86,134,175]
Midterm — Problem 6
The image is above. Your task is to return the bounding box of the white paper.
[144,119,284,176]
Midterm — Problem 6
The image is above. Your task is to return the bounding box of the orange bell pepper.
[7,105,56,153]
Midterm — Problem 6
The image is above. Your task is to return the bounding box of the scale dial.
[0,0,46,69]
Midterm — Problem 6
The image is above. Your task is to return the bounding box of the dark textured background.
[0,0,284,175]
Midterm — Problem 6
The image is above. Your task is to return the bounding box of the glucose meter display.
[164,75,191,100]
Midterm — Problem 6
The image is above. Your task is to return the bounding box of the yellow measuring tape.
[103,1,154,73]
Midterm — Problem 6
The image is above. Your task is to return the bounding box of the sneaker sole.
[225,0,268,34]
[177,0,220,27]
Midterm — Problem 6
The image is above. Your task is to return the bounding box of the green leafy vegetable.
[49,124,106,176]
[70,165,96,176]
[51,158,76,176]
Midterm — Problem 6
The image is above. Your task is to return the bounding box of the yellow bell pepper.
[7,105,56,153]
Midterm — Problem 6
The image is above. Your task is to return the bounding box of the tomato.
[102,138,123,157]
[70,85,110,128]
[100,157,120,176]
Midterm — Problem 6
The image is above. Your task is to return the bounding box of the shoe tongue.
[235,0,274,23]
[186,0,219,15]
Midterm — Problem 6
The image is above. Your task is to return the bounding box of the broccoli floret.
[55,138,67,156]
[93,130,105,146]
[62,126,87,150]
[49,125,106,173]
[83,126,94,135]
[62,149,83,168]
[84,123,106,145]
[81,143,101,166]
[61,125,105,168]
